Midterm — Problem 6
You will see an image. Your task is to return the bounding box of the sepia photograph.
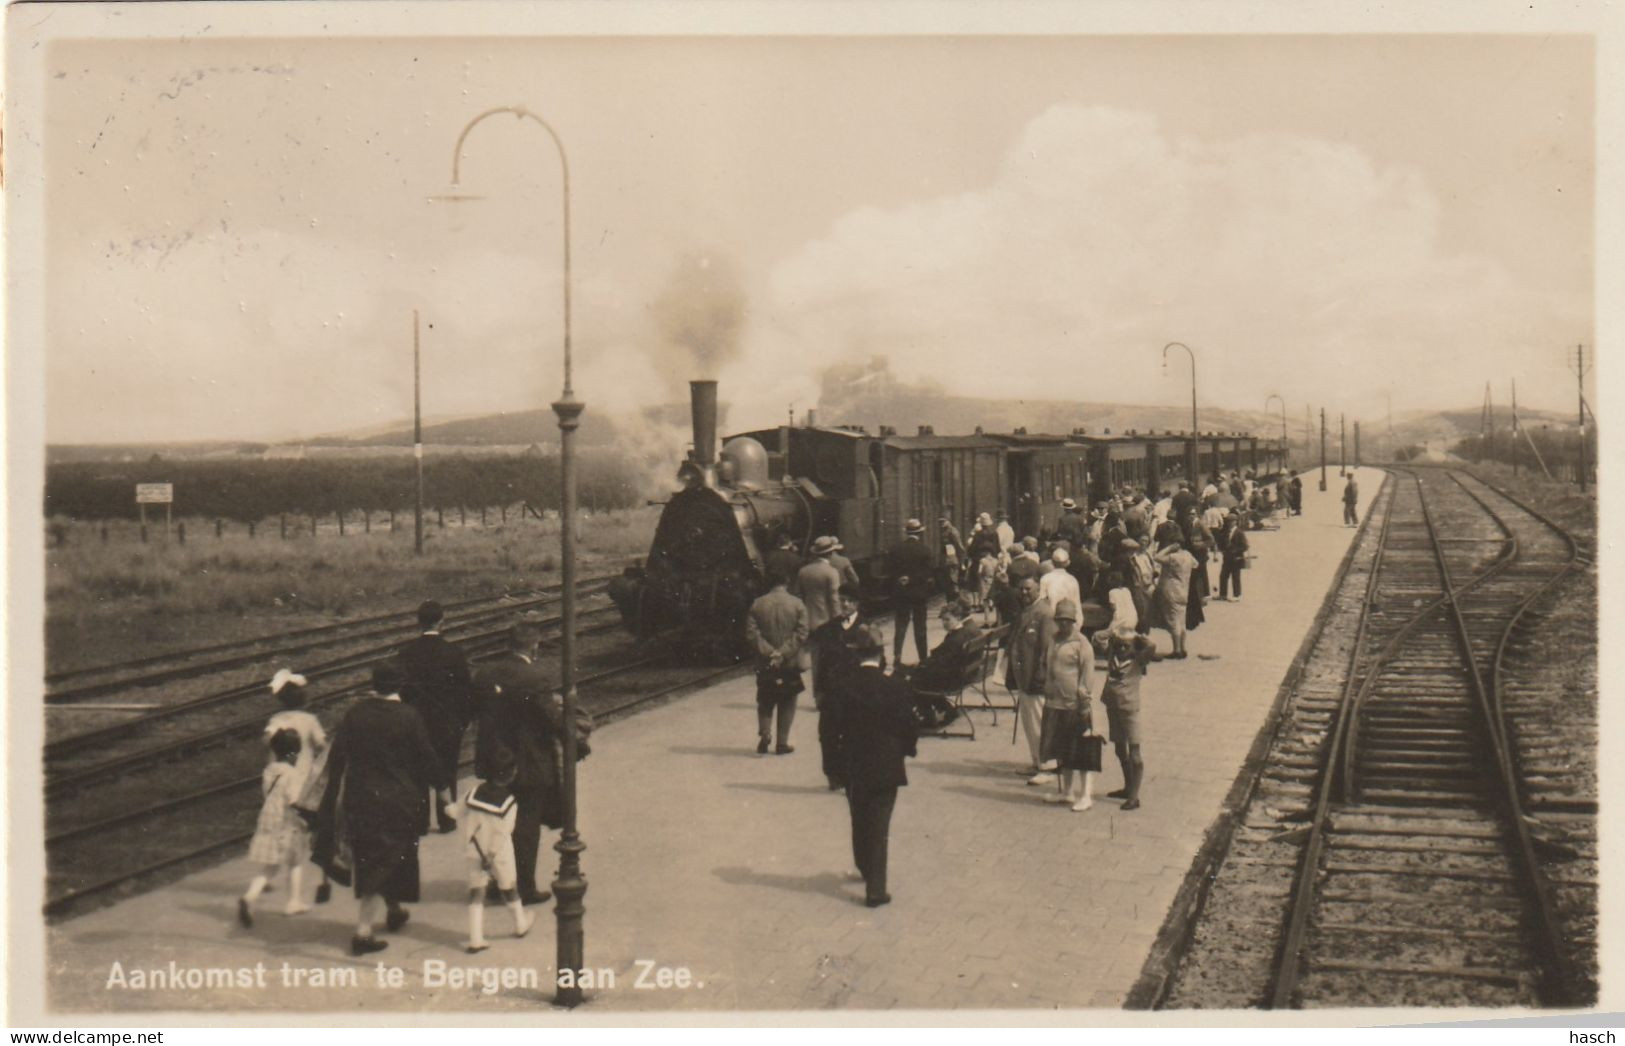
[3,0,1613,1025]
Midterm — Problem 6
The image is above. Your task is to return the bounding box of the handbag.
[1075,728,1104,773]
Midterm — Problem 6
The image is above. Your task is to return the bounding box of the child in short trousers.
[239,728,312,927]
[462,749,534,953]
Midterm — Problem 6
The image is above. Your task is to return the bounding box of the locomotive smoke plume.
[650,251,747,383]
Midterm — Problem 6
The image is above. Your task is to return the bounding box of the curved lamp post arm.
[449,105,575,398]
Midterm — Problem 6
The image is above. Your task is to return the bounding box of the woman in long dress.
[1150,522,1196,659]
[317,659,445,956]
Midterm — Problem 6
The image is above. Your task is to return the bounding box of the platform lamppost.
[1266,393,1287,468]
[1162,342,1198,483]
[436,105,586,1008]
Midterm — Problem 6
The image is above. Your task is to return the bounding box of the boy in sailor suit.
[461,748,534,953]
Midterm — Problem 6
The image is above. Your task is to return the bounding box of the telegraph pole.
[1575,344,1589,493]
[1511,379,1519,477]
[413,310,425,555]
[1319,408,1327,491]
[1339,413,1347,476]
[1354,420,1361,468]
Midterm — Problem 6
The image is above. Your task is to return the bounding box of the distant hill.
[46,396,1576,466]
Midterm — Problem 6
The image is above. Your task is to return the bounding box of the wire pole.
[1319,408,1327,491]
[1575,344,1589,492]
[1511,379,1519,477]
[414,310,425,556]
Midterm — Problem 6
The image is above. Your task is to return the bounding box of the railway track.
[1159,465,1595,1008]
[44,654,746,918]
[45,573,619,704]
[44,586,621,791]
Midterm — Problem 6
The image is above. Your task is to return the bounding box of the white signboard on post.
[135,483,174,504]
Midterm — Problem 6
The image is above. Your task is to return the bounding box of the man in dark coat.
[1288,473,1304,516]
[397,599,473,833]
[888,518,935,667]
[1342,474,1360,526]
[809,587,873,791]
[746,574,809,755]
[1169,480,1198,525]
[1053,498,1091,551]
[474,618,565,905]
[827,624,917,907]
[901,599,983,728]
[319,659,445,955]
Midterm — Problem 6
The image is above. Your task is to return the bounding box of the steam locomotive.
[607,380,1287,656]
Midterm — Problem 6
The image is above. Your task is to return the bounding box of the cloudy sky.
[27,18,1595,443]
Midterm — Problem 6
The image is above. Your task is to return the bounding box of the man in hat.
[763,532,804,588]
[809,586,873,790]
[1005,575,1055,782]
[826,624,917,908]
[397,599,473,833]
[1039,546,1082,612]
[1006,541,1041,590]
[1054,497,1091,551]
[888,519,935,666]
[938,517,967,600]
[1170,479,1198,523]
[1342,473,1360,526]
[902,599,983,727]
[827,538,861,594]
[1122,491,1152,546]
[473,617,567,906]
[746,570,810,755]
[796,536,844,699]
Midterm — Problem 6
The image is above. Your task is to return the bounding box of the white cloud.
[742,103,1586,428]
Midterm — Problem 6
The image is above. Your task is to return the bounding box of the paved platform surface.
[44,470,1381,1017]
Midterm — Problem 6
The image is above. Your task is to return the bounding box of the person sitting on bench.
[895,599,983,728]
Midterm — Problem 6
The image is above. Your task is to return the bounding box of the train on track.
[609,380,1287,655]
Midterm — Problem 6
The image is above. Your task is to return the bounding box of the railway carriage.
[608,379,1287,654]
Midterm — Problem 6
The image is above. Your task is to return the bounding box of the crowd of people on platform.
[238,600,589,957]
[743,467,1330,905]
[235,466,1351,935]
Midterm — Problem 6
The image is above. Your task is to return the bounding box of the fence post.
[459,504,466,526]
[481,505,487,527]
[338,510,346,537]
[280,514,287,539]
[249,521,257,539]
[101,524,109,544]
[177,521,186,545]
[215,518,224,539]
[311,514,318,536]
[364,512,372,534]
[437,506,445,529]
[390,509,397,532]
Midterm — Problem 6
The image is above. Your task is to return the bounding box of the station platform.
[42,469,1383,1018]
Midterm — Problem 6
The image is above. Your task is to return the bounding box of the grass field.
[43,506,661,675]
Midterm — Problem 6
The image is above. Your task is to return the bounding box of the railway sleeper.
[1325,835,1504,857]
[1309,928,1533,972]
[1355,787,1490,807]
[1322,860,1514,883]
[1304,958,1534,990]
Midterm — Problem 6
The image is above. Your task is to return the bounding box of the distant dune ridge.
[46,392,1570,465]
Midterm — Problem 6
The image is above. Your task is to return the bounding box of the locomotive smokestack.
[690,380,719,466]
